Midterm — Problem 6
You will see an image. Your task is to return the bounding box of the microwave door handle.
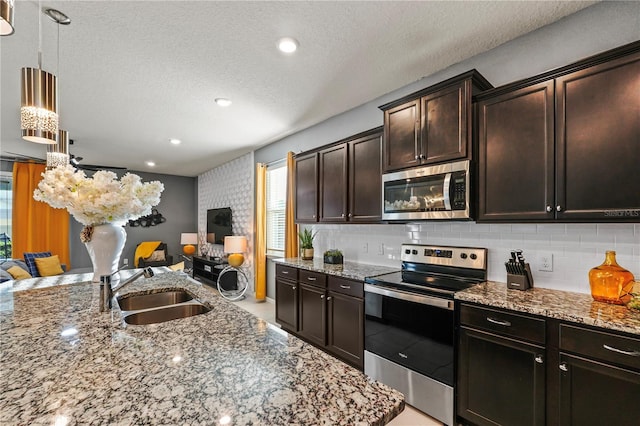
[443,172,452,210]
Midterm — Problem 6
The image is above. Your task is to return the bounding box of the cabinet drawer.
[460,304,546,345]
[299,269,327,287]
[560,324,640,371]
[328,276,363,298]
[276,264,298,281]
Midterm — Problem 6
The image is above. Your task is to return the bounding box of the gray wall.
[255,1,640,164]
[70,170,197,270]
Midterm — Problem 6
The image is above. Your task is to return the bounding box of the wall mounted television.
[206,207,232,245]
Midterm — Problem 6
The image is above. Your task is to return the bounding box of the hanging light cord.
[37,0,42,69]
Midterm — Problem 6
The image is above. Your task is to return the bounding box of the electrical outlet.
[362,243,368,254]
[538,253,553,272]
[123,258,129,266]
[377,243,384,255]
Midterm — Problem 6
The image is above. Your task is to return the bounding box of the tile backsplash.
[307,223,640,294]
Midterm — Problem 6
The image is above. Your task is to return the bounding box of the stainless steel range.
[364,244,487,426]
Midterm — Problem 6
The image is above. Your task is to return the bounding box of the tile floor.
[229,294,442,426]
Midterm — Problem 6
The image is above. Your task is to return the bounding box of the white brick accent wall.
[306,223,640,294]
[198,153,255,290]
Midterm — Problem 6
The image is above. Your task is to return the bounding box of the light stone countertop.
[456,281,640,336]
[274,258,399,281]
[0,269,404,425]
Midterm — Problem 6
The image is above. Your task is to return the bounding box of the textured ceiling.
[0,1,596,177]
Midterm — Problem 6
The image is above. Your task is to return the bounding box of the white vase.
[84,223,127,282]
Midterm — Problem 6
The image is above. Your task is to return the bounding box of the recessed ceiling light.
[277,37,299,53]
[146,161,155,167]
[215,98,232,107]
[170,138,181,145]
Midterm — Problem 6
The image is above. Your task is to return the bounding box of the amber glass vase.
[589,251,635,305]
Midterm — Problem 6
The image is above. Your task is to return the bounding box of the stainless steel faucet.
[100,267,154,312]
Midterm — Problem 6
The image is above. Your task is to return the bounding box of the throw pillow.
[147,250,166,262]
[34,255,65,277]
[169,261,184,271]
[23,252,52,277]
[0,269,12,283]
[7,265,32,280]
[1,260,29,273]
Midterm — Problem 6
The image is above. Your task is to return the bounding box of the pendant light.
[46,129,70,169]
[0,0,15,35]
[20,4,69,144]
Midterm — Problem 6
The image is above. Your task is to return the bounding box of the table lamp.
[224,235,247,267]
[180,233,198,255]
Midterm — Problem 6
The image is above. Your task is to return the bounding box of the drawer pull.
[398,352,408,359]
[292,286,297,290]
[535,355,543,364]
[559,363,568,372]
[603,344,640,357]
[307,277,317,281]
[282,271,289,274]
[320,294,325,299]
[327,296,332,301]
[486,317,511,327]
[339,284,351,289]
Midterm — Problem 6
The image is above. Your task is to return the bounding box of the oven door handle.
[364,284,454,310]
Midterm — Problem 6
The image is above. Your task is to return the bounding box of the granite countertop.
[0,270,404,425]
[274,258,399,281]
[456,281,640,336]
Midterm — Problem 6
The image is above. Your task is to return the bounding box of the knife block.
[507,264,534,291]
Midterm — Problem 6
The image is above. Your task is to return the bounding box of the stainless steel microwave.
[382,160,471,220]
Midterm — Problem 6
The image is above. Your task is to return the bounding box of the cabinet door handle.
[307,277,317,281]
[556,205,562,212]
[312,214,316,219]
[340,284,351,289]
[486,317,511,327]
[348,213,353,218]
[398,352,408,359]
[419,154,425,159]
[535,355,543,364]
[282,271,289,274]
[292,286,296,290]
[320,294,325,299]
[327,296,332,301]
[341,213,345,218]
[546,205,552,212]
[559,363,568,372]
[603,344,640,357]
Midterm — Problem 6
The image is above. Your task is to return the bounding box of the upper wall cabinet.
[295,128,382,224]
[478,41,640,222]
[294,152,318,222]
[380,70,493,173]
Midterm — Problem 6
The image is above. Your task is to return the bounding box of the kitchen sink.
[123,303,211,325]
[117,289,194,311]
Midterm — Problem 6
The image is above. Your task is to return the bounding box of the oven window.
[365,291,454,386]
[384,174,446,213]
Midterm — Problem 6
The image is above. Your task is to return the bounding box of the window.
[0,171,12,260]
[266,163,287,256]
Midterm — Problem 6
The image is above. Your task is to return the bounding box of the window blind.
[266,165,287,255]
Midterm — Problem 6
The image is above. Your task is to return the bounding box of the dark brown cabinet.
[380,70,492,172]
[457,304,546,426]
[275,264,365,369]
[299,127,382,224]
[478,42,640,222]
[275,265,298,332]
[558,324,640,425]
[294,152,318,223]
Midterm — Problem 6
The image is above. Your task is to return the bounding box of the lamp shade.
[180,233,198,245]
[0,0,15,36]
[21,67,58,144]
[224,236,247,254]
[46,129,69,168]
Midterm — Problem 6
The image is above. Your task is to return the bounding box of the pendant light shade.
[0,0,15,36]
[46,129,69,168]
[21,67,58,144]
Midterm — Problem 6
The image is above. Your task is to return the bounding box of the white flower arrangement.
[34,164,164,227]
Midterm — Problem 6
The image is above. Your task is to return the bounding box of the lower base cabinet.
[275,264,364,369]
[457,303,640,426]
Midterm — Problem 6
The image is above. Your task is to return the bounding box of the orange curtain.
[12,162,70,268]
[284,151,298,258]
[254,163,267,301]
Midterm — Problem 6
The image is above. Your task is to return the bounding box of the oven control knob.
[460,253,468,259]
[405,249,411,255]
[470,253,477,260]
[412,249,418,255]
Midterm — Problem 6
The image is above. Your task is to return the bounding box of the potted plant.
[323,249,343,265]
[298,229,317,260]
